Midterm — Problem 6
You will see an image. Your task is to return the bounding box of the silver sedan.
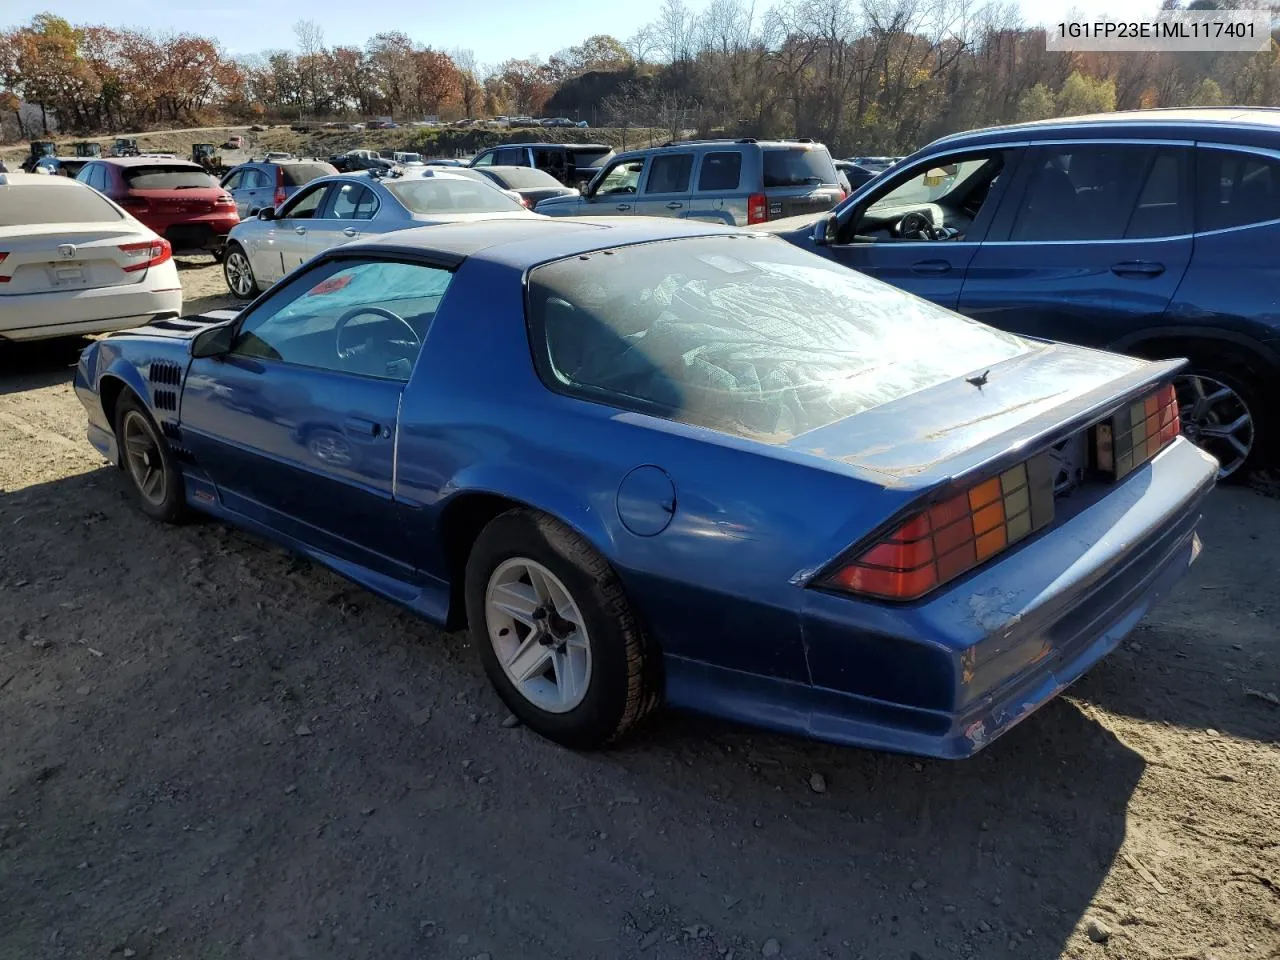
[222,170,538,300]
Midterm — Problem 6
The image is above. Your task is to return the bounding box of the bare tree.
[293,19,325,116]
[450,48,482,118]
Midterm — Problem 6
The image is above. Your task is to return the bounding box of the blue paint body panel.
[73,219,1217,758]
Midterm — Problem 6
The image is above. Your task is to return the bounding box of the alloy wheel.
[121,410,167,506]
[484,557,592,714]
[225,250,254,297]
[1174,373,1255,480]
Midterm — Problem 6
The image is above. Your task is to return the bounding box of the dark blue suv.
[776,107,1280,479]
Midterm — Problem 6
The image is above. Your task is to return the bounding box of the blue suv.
[776,107,1280,478]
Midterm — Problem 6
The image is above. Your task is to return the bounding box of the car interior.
[841,154,1005,242]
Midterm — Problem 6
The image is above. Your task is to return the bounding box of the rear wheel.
[464,509,661,749]
[223,243,258,300]
[114,393,187,524]
[1173,364,1264,481]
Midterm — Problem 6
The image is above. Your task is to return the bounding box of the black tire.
[223,242,259,301]
[1174,359,1269,483]
[465,508,662,749]
[113,392,188,524]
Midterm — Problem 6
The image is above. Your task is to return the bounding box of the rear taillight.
[119,238,172,273]
[825,454,1057,602]
[747,192,767,224]
[274,168,286,208]
[1096,383,1180,480]
[0,251,8,282]
[214,194,236,207]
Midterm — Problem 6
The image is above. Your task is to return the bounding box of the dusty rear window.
[763,147,838,188]
[0,183,124,226]
[279,162,338,186]
[123,165,213,189]
[526,235,1029,441]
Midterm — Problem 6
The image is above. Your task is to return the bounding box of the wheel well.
[99,375,130,432]
[1125,336,1261,378]
[438,492,523,630]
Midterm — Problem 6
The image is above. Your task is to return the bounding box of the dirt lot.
[1,260,1278,960]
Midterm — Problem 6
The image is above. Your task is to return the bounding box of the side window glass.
[281,184,327,220]
[75,164,93,184]
[472,151,495,167]
[249,170,270,189]
[330,183,378,220]
[595,160,644,196]
[1125,149,1192,239]
[1196,147,1280,232]
[645,154,694,194]
[851,153,1007,242]
[1009,146,1151,242]
[222,171,243,191]
[231,259,454,381]
[698,152,742,191]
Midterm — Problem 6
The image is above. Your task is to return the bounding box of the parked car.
[459,165,579,207]
[0,172,180,341]
[849,156,899,175]
[775,108,1280,478]
[75,157,238,258]
[424,158,464,167]
[73,217,1216,755]
[34,155,91,179]
[329,150,392,173]
[834,159,879,191]
[221,169,534,299]
[223,135,245,150]
[265,151,295,161]
[536,138,844,226]
[219,158,338,219]
[414,166,539,206]
[469,142,614,189]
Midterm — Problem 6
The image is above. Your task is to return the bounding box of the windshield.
[0,183,124,226]
[867,158,989,211]
[386,178,525,215]
[527,236,1029,441]
[123,165,213,189]
[763,147,837,188]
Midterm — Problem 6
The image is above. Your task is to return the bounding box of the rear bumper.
[161,219,237,253]
[665,437,1218,758]
[0,285,183,342]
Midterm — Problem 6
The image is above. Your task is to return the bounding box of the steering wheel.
[334,306,420,361]
[897,210,934,239]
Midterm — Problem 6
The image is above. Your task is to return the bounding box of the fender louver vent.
[148,361,182,386]
[159,420,193,462]
[153,390,178,412]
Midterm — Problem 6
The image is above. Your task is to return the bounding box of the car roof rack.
[659,137,759,148]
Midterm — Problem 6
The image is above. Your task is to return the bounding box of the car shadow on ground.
[0,337,84,396]
[0,468,1147,960]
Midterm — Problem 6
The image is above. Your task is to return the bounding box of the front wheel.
[114,393,187,524]
[223,243,259,301]
[465,509,662,749]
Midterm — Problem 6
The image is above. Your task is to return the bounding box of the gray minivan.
[534,138,845,226]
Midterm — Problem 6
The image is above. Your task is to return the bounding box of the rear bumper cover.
[665,438,1218,758]
[0,285,182,341]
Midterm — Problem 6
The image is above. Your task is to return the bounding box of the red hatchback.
[76,158,239,258]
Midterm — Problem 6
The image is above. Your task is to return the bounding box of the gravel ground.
[0,260,1277,960]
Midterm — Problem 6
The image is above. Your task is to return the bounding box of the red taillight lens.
[827,455,1056,601]
[119,238,172,273]
[274,168,286,208]
[1095,384,1180,479]
[747,192,768,224]
[0,251,9,282]
[214,194,236,207]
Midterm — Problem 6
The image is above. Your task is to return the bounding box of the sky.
[5,0,1170,66]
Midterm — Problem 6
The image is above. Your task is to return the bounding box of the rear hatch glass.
[279,162,338,186]
[763,147,838,187]
[123,165,214,189]
[489,168,564,189]
[569,148,612,169]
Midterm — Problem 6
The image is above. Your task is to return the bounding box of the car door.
[957,142,1195,348]
[580,158,646,215]
[817,147,1022,309]
[634,152,694,219]
[304,179,379,256]
[243,168,276,216]
[687,150,747,223]
[220,169,246,216]
[179,256,454,579]
[261,182,333,282]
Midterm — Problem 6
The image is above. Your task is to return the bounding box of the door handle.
[294,226,306,235]
[910,259,952,275]
[344,417,386,438]
[666,201,684,209]
[342,227,358,237]
[616,203,631,211]
[1111,261,1165,278]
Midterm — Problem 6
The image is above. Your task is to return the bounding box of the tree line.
[2,1,1278,155]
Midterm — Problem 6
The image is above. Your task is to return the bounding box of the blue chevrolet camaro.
[74,217,1218,757]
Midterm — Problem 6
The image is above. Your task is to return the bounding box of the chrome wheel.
[1175,373,1255,479]
[224,249,254,298]
[484,557,592,714]
[121,410,167,506]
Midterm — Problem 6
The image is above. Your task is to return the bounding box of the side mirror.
[257,207,276,221]
[191,322,235,359]
[812,214,839,246]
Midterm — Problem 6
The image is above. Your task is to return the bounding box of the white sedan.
[0,172,182,342]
